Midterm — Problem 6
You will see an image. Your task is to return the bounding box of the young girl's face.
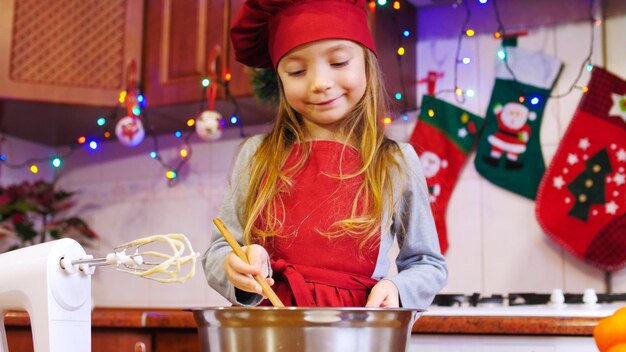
[277,39,367,139]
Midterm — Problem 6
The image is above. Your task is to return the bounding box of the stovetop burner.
[432,291,626,307]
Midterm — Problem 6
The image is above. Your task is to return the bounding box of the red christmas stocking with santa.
[410,95,484,253]
[536,67,626,271]
[474,46,563,199]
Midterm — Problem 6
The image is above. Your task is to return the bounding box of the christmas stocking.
[536,67,626,271]
[410,95,484,254]
[474,46,563,199]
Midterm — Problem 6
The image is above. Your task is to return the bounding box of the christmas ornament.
[410,95,484,253]
[536,67,626,271]
[474,45,563,199]
[196,110,223,141]
[115,116,145,147]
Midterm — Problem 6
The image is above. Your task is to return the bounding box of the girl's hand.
[365,280,400,308]
[224,244,274,296]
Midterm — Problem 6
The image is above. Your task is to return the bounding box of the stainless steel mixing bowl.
[192,307,421,352]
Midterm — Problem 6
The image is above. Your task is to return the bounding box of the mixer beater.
[0,234,198,352]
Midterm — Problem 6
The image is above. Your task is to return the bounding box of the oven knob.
[583,288,598,306]
[550,288,565,306]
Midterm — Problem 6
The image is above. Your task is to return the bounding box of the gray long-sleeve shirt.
[202,134,447,309]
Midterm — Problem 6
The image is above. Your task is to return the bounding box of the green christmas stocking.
[474,46,563,199]
[410,95,484,253]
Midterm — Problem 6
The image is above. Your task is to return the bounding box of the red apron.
[257,141,380,307]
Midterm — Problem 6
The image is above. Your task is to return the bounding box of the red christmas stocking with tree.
[474,46,563,199]
[410,95,484,253]
[536,67,626,271]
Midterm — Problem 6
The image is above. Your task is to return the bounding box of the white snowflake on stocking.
[614,173,626,186]
[618,149,626,162]
[567,153,579,165]
[553,176,565,189]
[605,200,619,215]
[578,138,590,151]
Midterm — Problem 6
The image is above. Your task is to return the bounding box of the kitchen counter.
[3,306,605,336]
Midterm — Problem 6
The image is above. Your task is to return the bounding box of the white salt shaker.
[550,288,565,306]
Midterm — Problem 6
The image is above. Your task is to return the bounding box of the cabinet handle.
[134,341,146,352]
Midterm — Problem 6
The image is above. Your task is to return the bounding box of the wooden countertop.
[2,308,601,336]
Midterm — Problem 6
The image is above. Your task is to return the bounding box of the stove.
[427,290,625,317]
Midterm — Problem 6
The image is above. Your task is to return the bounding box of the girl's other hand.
[224,244,274,296]
[365,280,400,308]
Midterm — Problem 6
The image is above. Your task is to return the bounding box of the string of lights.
[0,0,604,182]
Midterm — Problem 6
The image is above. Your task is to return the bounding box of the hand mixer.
[0,234,198,352]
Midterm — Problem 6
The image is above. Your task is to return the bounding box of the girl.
[202,0,447,308]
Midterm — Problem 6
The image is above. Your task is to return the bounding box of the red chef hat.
[231,0,376,69]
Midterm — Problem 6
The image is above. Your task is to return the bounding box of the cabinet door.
[6,327,152,352]
[153,331,201,352]
[143,0,251,106]
[92,329,152,352]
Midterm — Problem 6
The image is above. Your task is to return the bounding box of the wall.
[386,7,625,296]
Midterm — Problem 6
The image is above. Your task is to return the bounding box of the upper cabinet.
[143,0,251,106]
[0,0,416,113]
[0,0,144,106]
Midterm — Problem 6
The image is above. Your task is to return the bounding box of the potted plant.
[0,179,98,252]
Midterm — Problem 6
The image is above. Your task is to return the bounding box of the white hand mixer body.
[0,234,197,351]
[0,238,92,352]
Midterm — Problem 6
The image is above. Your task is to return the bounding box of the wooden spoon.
[213,218,285,307]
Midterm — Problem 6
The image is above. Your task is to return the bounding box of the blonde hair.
[242,48,402,249]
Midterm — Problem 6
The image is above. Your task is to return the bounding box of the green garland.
[250,68,279,105]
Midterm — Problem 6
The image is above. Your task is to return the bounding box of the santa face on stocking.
[484,102,537,169]
[419,151,448,202]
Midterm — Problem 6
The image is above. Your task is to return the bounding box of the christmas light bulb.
[180,148,189,158]
[30,165,38,174]
[89,140,98,150]
[395,93,402,100]
[461,57,471,64]
[187,118,195,127]
[150,151,158,159]
[466,29,475,37]
[97,117,106,126]
[368,1,376,11]
[377,0,387,5]
[166,170,177,179]
[78,136,86,144]
[397,47,405,56]
[118,90,127,104]
[393,1,400,10]
[427,109,435,117]
[402,30,410,38]
[175,131,182,138]
[202,78,210,87]
[230,115,238,124]
[530,97,540,105]
[51,157,62,168]
[497,49,506,60]
[383,117,392,124]
[465,89,475,97]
